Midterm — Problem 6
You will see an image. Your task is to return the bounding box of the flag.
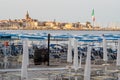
[91,9,95,21]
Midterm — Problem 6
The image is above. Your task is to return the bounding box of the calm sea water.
[0,30,120,35]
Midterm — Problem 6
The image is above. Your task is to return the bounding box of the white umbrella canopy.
[84,45,92,80]
[67,38,73,63]
[117,39,120,66]
[21,38,29,80]
[73,39,79,71]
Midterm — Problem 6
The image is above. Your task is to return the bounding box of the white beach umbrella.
[118,73,120,80]
[75,76,78,80]
[73,39,79,71]
[21,38,29,80]
[71,38,75,47]
[3,45,8,69]
[117,39,120,66]
[102,36,108,61]
[67,38,72,63]
[4,55,7,69]
[79,53,82,68]
[84,45,92,80]
[117,39,120,80]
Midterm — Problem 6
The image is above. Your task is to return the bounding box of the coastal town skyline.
[0,0,119,27]
[0,11,119,31]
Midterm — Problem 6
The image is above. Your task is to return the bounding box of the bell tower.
[25,11,30,20]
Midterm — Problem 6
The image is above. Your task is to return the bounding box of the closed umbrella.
[67,38,72,63]
[79,53,82,68]
[84,45,92,80]
[103,36,108,61]
[21,39,29,80]
[117,39,120,80]
[117,39,120,66]
[73,39,79,71]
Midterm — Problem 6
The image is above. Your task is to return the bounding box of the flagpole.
[93,21,94,30]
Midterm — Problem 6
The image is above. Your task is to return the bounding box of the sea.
[0,30,120,35]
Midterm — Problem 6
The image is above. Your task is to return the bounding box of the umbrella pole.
[47,34,50,66]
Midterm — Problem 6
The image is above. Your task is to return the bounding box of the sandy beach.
[0,59,119,80]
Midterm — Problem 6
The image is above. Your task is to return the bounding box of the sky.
[0,0,119,27]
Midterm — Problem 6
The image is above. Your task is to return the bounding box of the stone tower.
[25,11,31,20]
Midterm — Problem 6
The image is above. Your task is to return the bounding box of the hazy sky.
[0,0,119,27]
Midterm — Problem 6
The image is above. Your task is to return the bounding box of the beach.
[0,30,119,80]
